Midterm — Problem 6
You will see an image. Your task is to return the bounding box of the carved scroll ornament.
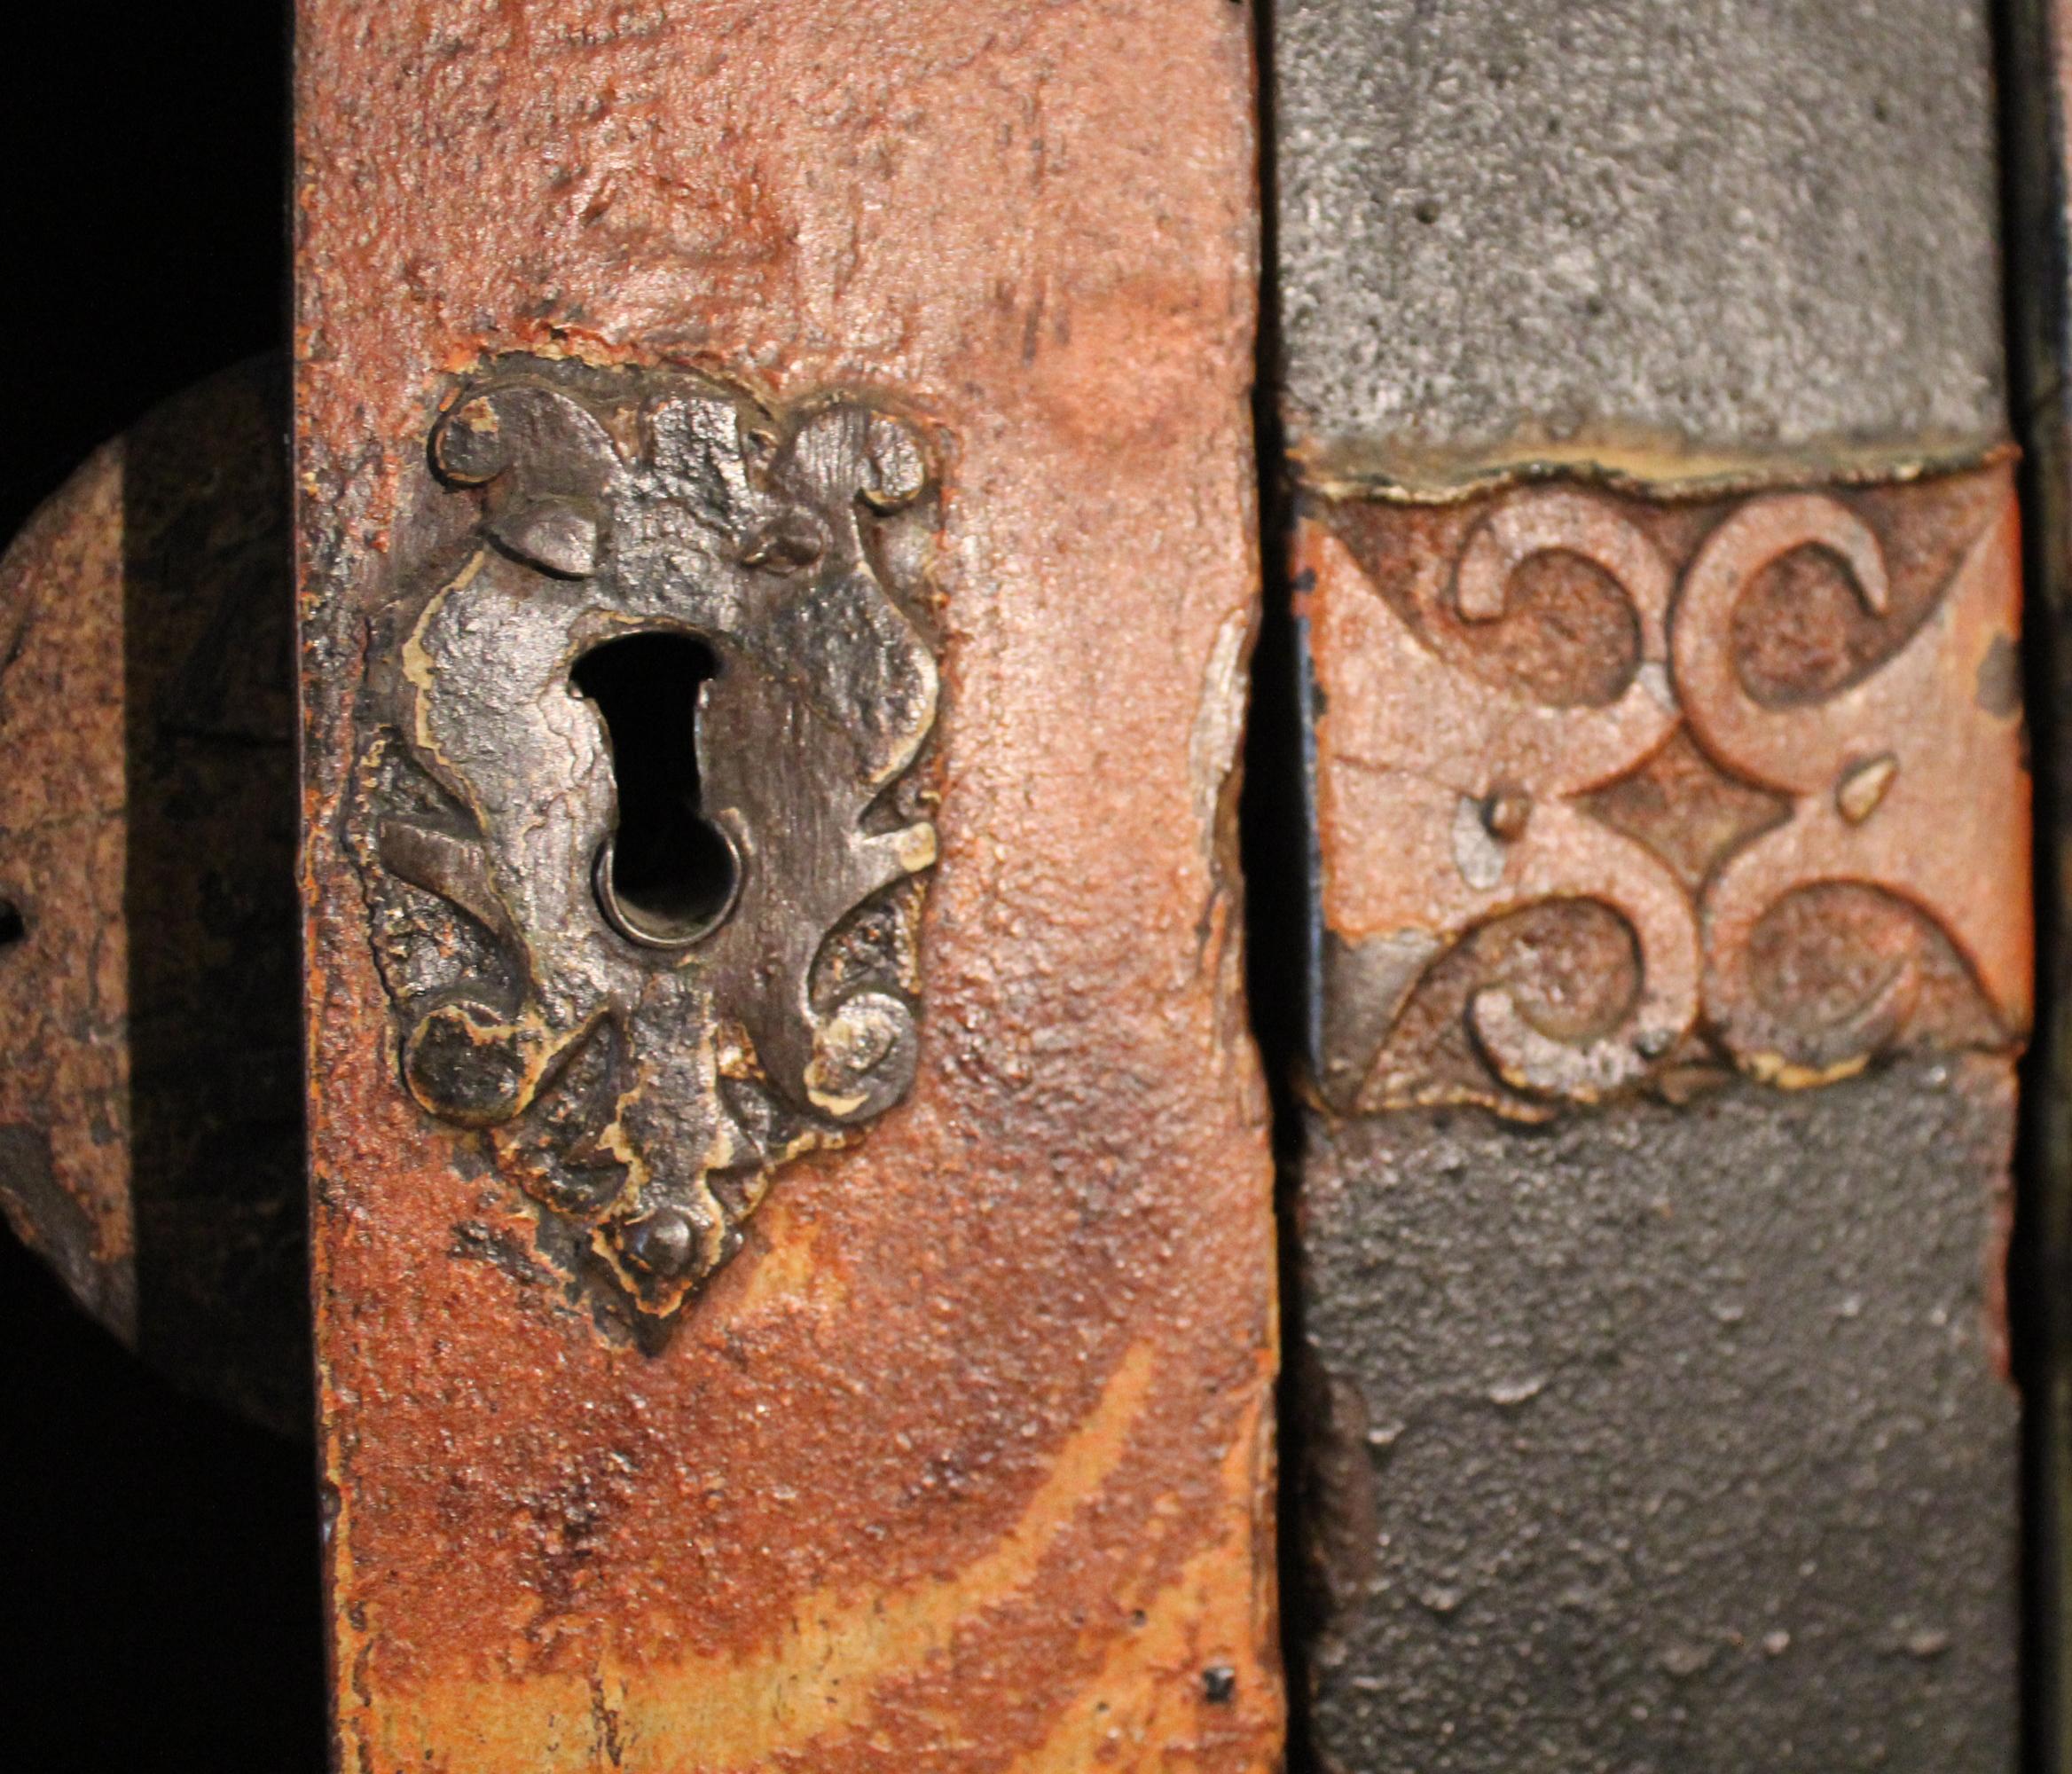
[1308,465,2029,1118]
[351,363,941,1323]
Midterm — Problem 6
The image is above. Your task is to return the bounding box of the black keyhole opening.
[570,632,740,948]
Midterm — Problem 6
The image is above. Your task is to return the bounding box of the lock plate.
[350,361,940,1327]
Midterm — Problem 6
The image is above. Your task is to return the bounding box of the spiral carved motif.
[1308,464,2029,1119]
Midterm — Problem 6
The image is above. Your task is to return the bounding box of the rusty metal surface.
[1273,0,2006,486]
[295,4,1277,1769]
[1295,1056,2018,1774]
[0,359,306,1434]
[1307,464,2030,1116]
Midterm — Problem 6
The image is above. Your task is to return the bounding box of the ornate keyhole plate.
[349,360,941,1326]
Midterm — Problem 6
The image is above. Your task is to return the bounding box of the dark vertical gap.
[1237,0,1320,1768]
[1998,4,2071,1770]
[122,356,326,1774]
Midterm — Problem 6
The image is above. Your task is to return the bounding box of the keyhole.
[571,632,740,948]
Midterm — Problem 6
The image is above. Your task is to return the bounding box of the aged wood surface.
[0,360,305,1433]
[295,4,1276,1770]
[1271,1,2025,1767]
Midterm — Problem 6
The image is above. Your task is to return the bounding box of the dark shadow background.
[0,4,327,1768]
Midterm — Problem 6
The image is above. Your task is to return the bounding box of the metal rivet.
[1480,784,1533,842]
[617,1208,695,1279]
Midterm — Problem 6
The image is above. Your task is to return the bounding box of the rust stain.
[344,1343,1181,1768]
[1006,1387,1277,1771]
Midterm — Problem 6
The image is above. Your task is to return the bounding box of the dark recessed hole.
[0,899,25,948]
[570,632,738,948]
